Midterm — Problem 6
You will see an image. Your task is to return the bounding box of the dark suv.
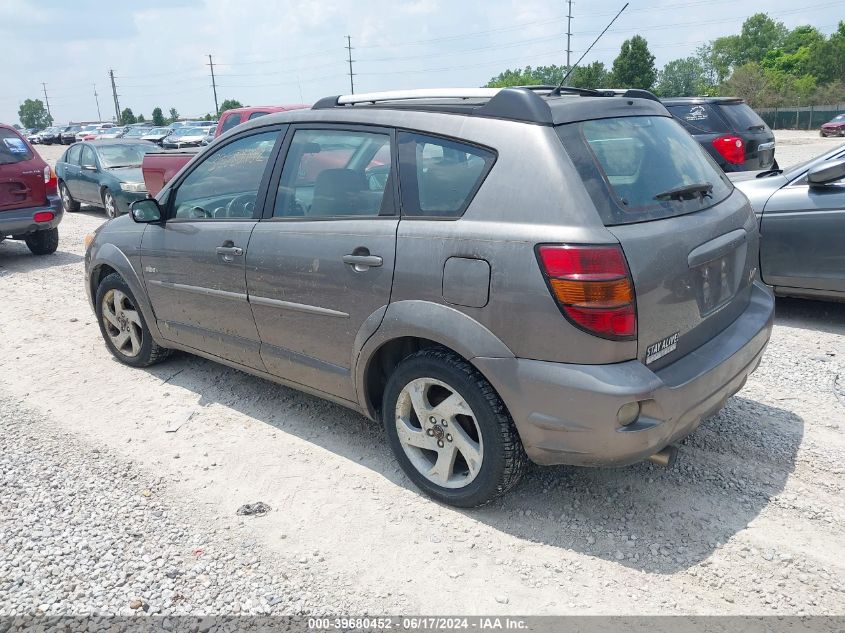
[662,97,776,172]
[84,87,774,507]
[0,124,62,255]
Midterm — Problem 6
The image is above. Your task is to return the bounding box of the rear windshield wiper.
[654,182,713,201]
[747,124,765,131]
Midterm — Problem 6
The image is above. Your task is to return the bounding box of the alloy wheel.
[395,377,484,489]
[104,191,116,218]
[101,289,143,357]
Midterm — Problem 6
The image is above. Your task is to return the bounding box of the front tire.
[59,182,80,212]
[102,188,117,219]
[382,348,527,507]
[95,273,170,367]
[24,228,58,255]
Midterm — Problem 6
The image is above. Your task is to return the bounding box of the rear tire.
[59,182,80,212]
[24,228,58,256]
[382,348,528,507]
[95,273,171,367]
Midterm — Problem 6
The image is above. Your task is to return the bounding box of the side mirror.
[130,198,163,223]
[808,159,845,187]
[82,164,98,171]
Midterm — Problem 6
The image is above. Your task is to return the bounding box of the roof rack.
[311,86,662,125]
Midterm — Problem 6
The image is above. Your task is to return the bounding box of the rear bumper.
[474,282,774,467]
[0,196,63,237]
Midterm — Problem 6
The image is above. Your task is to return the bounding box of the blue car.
[55,140,157,218]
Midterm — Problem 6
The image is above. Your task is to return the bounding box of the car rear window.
[247,111,270,120]
[718,103,768,132]
[557,115,733,226]
[220,114,242,134]
[665,104,728,134]
[0,128,34,165]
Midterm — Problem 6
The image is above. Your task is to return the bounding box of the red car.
[0,124,62,255]
[820,113,845,137]
[215,104,308,138]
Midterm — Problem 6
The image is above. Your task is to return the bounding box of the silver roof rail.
[335,88,502,105]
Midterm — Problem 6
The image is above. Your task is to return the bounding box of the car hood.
[822,122,845,128]
[105,166,144,183]
[731,173,788,212]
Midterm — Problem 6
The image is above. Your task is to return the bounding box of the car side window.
[66,144,82,165]
[397,132,495,218]
[219,114,242,135]
[248,111,270,120]
[273,129,393,218]
[80,146,97,168]
[171,131,280,221]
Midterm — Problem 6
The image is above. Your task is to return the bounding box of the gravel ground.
[0,131,843,618]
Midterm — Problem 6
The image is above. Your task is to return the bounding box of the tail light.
[712,135,745,165]
[43,165,57,197]
[33,211,54,223]
[536,244,637,340]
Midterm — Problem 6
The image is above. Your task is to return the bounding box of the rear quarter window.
[557,115,733,226]
[219,114,242,134]
[718,103,768,132]
[665,104,728,134]
[0,129,34,165]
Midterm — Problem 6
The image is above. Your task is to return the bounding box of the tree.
[18,98,53,129]
[736,14,787,65]
[655,57,707,97]
[721,62,770,108]
[167,107,180,124]
[219,98,243,113]
[120,108,137,125]
[151,107,165,126]
[806,21,845,85]
[486,65,567,88]
[137,114,146,123]
[611,36,656,90]
[567,62,610,89]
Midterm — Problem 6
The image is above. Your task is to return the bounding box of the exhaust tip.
[647,445,678,468]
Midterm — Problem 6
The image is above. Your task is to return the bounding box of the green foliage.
[151,107,165,126]
[568,62,610,89]
[611,36,656,90]
[167,107,180,124]
[18,98,53,129]
[219,98,243,113]
[486,65,567,88]
[655,57,708,97]
[120,108,137,125]
[805,21,845,85]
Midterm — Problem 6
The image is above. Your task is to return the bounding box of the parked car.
[200,126,216,145]
[662,97,777,172]
[76,124,107,142]
[140,127,173,145]
[215,105,308,138]
[95,127,126,140]
[122,126,154,139]
[60,125,82,144]
[162,126,207,149]
[820,114,845,137]
[84,87,774,507]
[38,126,62,145]
[55,140,156,219]
[731,142,845,302]
[0,124,62,255]
[27,129,42,144]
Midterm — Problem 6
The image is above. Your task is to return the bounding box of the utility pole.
[565,0,573,70]
[345,35,355,94]
[109,69,121,122]
[93,84,102,121]
[41,83,52,121]
[208,54,219,116]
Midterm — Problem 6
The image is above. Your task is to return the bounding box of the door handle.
[216,245,244,263]
[343,254,383,271]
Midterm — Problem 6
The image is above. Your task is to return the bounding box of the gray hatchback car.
[84,87,774,507]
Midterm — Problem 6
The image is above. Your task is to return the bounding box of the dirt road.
[1,133,843,617]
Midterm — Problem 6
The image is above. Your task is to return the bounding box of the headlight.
[120,182,147,193]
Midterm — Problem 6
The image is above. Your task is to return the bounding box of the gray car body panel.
[86,93,776,466]
[733,142,845,301]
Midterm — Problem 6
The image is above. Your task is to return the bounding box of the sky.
[2,0,843,125]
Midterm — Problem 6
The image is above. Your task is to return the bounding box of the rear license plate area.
[693,252,740,316]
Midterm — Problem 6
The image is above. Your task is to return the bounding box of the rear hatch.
[557,114,757,370]
[717,102,775,170]
[0,128,47,212]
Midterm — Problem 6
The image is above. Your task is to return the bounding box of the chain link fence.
[757,104,845,130]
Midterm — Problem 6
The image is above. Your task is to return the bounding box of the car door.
[77,144,101,203]
[760,151,845,294]
[140,127,284,368]
[246,125,398,402]
[61,144,83,199]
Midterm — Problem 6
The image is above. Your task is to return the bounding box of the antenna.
[552,2,628,95]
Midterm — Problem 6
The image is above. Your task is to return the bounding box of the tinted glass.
[665,104,728,134]
[397,132,494,218]
[558,116,732,225]
[98,143,155,168]
[248,111,270,120]
[274,129,392,218]
[719,103,767,131]
[172,131,279,220]
[0,129,33,165]
[220,114,242,134]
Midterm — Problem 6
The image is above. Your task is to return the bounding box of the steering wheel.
[225,193,257,218]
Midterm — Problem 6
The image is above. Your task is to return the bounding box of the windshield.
[557,115,733,225]
[146,127,170,135]
[123,128,147,137]
[832,114,845,122]
[97,143,154,168]
[177,127,204,136]
[0,128,33,165]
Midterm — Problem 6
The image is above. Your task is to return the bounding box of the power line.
[207,54,219,116]
[346,35,355,94]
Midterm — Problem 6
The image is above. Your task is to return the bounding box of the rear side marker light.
[712,135,745,165]
[33,211,54,223]
[536,244,637,340]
